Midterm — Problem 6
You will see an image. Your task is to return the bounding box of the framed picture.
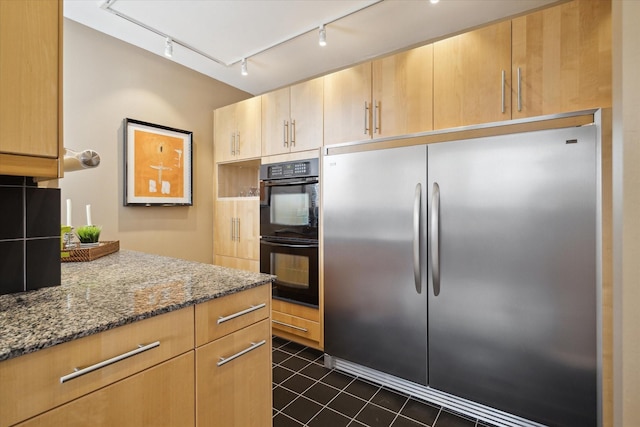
[123,118,193,206]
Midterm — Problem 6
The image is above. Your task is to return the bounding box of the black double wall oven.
[260,159,319,307]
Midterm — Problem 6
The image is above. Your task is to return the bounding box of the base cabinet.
[16,353,195,427]
[0,285,272,427]
[196,319,271,427]
[272,299,322,350]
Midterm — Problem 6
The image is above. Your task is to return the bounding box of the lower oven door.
[260,239,319,307]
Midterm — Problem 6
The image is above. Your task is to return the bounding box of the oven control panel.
[260,158,319,180]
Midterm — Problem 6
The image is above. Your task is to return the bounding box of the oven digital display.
[268,162,309,178]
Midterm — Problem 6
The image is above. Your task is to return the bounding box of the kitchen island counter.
[0,250,274,362]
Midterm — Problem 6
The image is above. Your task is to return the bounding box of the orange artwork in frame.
[124,118,193,206]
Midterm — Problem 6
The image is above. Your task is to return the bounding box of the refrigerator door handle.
[431,182,441,296]
[413,183,422,294]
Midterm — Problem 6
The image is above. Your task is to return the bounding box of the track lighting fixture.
[319,25,327,47]
[241,58,248,76]
[164,37,173,57]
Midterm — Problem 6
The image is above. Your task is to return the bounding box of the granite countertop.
[0,250,274,362]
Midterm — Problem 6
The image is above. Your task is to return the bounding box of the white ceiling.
[64,0,560,96]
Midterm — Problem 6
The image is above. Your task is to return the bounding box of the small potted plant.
[76,225,101,246]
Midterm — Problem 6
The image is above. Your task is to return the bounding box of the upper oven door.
[260,177,319,241]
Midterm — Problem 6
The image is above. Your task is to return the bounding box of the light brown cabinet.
[195,285,272,427]
[433,21,512,129]
[371,44,434,138]
[0,307,194,427]
[511,0,612,119]
[214,97,261,163]
[1,284,273,427]
[15,353,195,427]
[0,0,62,178]
[213,160,261,272]
[213,199,260,267]
[323,62,371,146]
[272,298,322,350]
[324,43,434,145]
[262,77,324,156]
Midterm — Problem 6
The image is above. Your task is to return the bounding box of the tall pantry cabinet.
[0,0,62,178]
[213,98,262,272]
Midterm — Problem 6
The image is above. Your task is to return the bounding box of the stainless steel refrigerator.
[323,124,598,427]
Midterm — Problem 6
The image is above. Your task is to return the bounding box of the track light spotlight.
[241,58,248,76]
[319,25,327,47]
[164,37,173,57]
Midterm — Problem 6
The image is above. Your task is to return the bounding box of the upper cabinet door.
[372,43,434,138]
[324,62,372,146]
[0,0,60,177]
[289,77,323,153]
[235,97,261,160]
[261,87,291,157]
[433,21,512,130]
[511,0,612,119]
[215,97,261,162]
[214,103,237,163]
[261,77,323,157]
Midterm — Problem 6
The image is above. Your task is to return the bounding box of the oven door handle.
[263,178,318,187]
[261,240,318,249]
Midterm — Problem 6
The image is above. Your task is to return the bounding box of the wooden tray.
[61,241,120,262]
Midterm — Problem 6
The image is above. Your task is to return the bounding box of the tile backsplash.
[0,176,61,295]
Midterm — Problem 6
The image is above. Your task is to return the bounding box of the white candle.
[86,204,92,226]
[66,199,72,226]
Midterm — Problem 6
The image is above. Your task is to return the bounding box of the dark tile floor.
[272,337,499,427]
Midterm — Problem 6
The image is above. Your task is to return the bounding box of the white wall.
[612,1,640,425]
[61,19,249,263]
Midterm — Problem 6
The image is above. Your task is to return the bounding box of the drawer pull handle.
[272,319,308,332]
[60,341,161,384]
[217,340,266,367]
[217,303,267,324]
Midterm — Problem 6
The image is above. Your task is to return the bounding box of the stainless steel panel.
[427,126,598,427]
[324,145,428,385]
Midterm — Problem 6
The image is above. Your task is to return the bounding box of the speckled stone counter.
[0,250,274,362]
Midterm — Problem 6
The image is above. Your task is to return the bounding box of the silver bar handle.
[283,120,289,147]
[231,218,236,241]
[517,67,522,112]
[290,119,296,146]
[236,217,240,241]
[364,101,370,135]
[431,183,441,296]
[60,341,160,384]
[501,70,506,113]
[230,133,236,156]
[217,303,267,324]
[235,131,240,156]
[217,340,266,367]
[413,183,422,294]
[374,100,380,134]
[272,319,308,332]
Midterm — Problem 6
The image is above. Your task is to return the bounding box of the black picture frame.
[123,118,193,206]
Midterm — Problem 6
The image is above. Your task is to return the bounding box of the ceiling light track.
[100,0,386,72]
[100,0,227,67]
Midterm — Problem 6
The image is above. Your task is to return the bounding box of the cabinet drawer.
[0,307,194,427]
[195,284,270,346]
[15,352,195,427]
[272,310,320,343]
[196,319,272,427]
